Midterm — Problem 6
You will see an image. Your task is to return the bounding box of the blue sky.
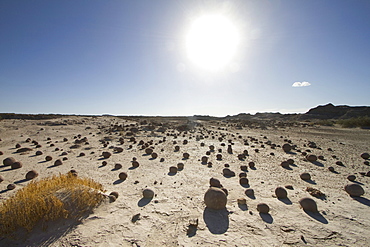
[1,0,369,116]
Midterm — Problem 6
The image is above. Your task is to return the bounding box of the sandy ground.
[0,116,369,247]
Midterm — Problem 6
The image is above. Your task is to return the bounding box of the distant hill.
[1,103,369,121]
[303,103,370,119]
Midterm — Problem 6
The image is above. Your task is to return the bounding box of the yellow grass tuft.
[0,173,106,236]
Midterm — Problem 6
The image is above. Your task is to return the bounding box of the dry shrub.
[0,173,105,236]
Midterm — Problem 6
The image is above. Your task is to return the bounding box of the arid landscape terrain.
[0,107,369,246]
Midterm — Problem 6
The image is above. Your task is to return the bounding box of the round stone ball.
[245,188,254,197]
[169,166,178,174]
[345,184,365,197]
[132,161,140,167]
[300,172,311,181]
[36,151,43,156]
[102,151,112,159]
[54,159,63,166]
[45,156,53,161]
[177,163,184,170]
[204,187,227,210]
[3,157,16,166]
[361,153,370,160]
[201,156,208,163]
[26,170,39,180]
[299,197,318,212]
[118,172,128,181]
[210,177,221,187]
[239,177,249,185]
[328,166,335,172]
[347,175,356,181]
[145,148,153,155]
[183,153,190,159]
[7,184,16,190]
[280,161,290,168]
[11,161,22,169]
[306,154,317,162]
[275,187,288,199]
[287,159,294,164]
[257,203,270,214]
[143,188,155,199]
[151,152,158,159]
[114,163,122,170]
[110,191,119,198]
[282,144,292,153]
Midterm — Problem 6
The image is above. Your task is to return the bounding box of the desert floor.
[0,116,369,247]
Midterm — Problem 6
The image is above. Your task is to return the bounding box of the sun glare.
[186,15,239,71]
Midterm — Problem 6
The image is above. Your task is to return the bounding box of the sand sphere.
[345,184,365,197]
[300,172,311,181]
[151,152,158,159]
[361,153,370,160]
[282,144,292,153]
[102,151,112,159]
[110,191,119,198]
[132,161,140,167]
[143,188,155,199]
[257,203,270,214]
[54,159,63,166]
[183,153,190,159]
[11,161,22,169]
[239,177,249,185]
[177,163,184,170]
[7,184,16,190]
[223,168,235,177]
[204,187,227,210]
[169,166,178,174]
[3,157,16,166]
[306,154,317,162]
[118,172,128,181]
[275,187,288,199]
[245,188,254,197]
[347,175,356,181]
[114,163,122,170]
[209,177,221,187]
[25,170,39,180]
[280,161,290,168]
[201,156,208,163]
[299,197,318,212]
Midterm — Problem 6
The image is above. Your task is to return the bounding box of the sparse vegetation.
[315,119,335,126]
[337,117,370,128]
[0,173,105,236]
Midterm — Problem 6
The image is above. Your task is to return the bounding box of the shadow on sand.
[304,210,328,224]
[203,208,229,234]
[352,196,370,207]
[259,213,273,224]
[138,197,152,207]
[0,215,87,247]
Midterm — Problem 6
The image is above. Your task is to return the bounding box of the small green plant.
[0,173,105,236]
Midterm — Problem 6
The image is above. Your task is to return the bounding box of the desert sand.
[0,116,369,246]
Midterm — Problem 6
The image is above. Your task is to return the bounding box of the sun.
[186,15,239,71]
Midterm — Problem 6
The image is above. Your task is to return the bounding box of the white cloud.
[292,81,311,87]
